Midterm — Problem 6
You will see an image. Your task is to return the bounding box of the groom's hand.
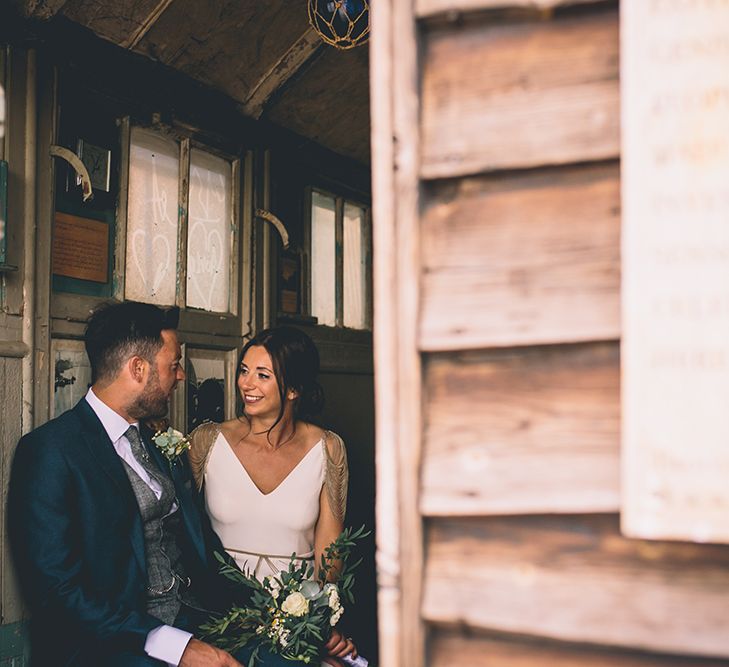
[179,638,243,667]
[323,629,357,665]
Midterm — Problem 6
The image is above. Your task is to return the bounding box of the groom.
[8,301,243,666]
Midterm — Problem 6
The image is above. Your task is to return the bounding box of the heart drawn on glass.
[187,220,224,311]
[131,228,172,298]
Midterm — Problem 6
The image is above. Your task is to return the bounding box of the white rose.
[282,591,309,617]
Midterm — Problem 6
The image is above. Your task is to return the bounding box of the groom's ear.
[127,355,148,384]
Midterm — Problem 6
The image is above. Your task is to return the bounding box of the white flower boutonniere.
[152,427,190,467]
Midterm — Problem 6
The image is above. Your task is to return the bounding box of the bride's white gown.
[204,431,325,579]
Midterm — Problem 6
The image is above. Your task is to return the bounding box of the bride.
[188,326,357,666]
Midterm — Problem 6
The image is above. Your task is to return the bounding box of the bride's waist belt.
[225,546,314,578]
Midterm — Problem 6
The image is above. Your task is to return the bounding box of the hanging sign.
[621,2,729,543]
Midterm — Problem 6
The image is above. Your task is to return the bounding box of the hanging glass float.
[308,0,370,50]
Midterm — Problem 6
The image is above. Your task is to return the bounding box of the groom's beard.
[127,366,169,420]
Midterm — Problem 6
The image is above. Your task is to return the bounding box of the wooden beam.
[371,0,425,664]
[240,30,322,119]
[392,0,425,663]
[424,516,729,658]
[121,0,178,50]
[416,0,599,19]
[421,342,620,516]
[369,0,402,664]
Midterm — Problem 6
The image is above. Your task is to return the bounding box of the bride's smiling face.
[238,345,283,418]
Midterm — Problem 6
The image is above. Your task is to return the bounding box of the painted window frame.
[305,185,372,331]
[117,119,243,336]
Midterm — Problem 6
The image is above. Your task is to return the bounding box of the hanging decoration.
[308,0,370,50]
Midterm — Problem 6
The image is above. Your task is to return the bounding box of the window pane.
[187,149,232,312]
[126,128,179,305]
[311,191,336,326]
[343,203,367,329]
[186,349,227,433]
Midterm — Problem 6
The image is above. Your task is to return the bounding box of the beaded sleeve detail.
[322,430,349,524]
[189,421,221,491]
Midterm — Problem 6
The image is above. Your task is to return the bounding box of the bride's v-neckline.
[218,431,323,497]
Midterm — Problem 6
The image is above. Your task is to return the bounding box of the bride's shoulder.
[188,420,224,490]
[320,428,347,464]
[189,420,222,446]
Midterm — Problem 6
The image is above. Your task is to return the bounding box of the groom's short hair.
[84,301,180,384]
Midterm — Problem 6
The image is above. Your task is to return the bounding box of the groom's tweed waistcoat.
[120,458,189,624]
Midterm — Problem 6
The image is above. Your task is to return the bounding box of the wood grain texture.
[424,515,729,658]
[132,0,310,104]
[61,0,175,45]
[420,163,621,351]
[265,45,371,164]
[57,0,369,162]
[421,342,620,515]
[420,10,619,178]
[430,630,729,667]
[123,0,177,49]
[370,0,426,662]
[390,0,426,663]
[240,30,322,119]
[416,0,600,18]
[369,0,402,663]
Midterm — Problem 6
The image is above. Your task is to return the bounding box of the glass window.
[309,189,370,330]
[311,191,337,327]
[187,148,232,313]
[343,202,367,329]
[125,128,179,305]
[125,127,237,314]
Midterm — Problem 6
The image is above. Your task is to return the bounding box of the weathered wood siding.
[421,342,620,515]
[372,1,729,665]
[420,164,621,350]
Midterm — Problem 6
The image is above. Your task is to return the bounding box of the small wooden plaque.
[52,212,109,283]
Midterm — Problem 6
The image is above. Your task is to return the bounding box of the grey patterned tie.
[125,425,164,483]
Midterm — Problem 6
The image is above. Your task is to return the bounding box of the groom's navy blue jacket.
[8,399,232,666]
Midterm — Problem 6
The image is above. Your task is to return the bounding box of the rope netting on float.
[308,0,370,50]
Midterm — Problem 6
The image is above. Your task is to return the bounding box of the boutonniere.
[152,427,191,467]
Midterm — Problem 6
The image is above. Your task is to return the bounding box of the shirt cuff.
[145,625,193,666]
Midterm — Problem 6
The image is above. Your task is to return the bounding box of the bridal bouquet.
[201,525,370,666]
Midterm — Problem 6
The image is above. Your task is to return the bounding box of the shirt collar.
[85,387,139,443]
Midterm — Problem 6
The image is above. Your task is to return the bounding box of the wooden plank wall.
[377,0,729,664]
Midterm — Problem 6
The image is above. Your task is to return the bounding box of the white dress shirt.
[85,388,192,666]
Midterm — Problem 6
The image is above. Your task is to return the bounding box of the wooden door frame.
[370,1,425,665]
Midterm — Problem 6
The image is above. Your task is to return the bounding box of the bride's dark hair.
[237,326,324,437]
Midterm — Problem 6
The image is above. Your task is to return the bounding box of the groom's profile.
[8,301,243,666]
